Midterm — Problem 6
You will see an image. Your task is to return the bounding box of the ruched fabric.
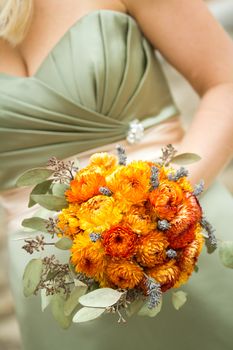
[0,10,178,190]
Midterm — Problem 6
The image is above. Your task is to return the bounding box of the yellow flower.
[106,161,151,209]
[78,195,122,234]
[106,259,144,289]
[57,204,82,238]
[89,152,118,176]
[146,259,180,292]
[123,205,155,235]
[71,233,105,280]
[136,231,169,267]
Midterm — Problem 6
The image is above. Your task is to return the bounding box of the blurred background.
[0,1,232,349]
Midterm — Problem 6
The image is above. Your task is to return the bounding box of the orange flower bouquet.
[17,144,231,328]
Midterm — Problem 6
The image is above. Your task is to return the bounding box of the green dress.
[0,10,233,350]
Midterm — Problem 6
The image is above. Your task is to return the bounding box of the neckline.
[0,9,132,80]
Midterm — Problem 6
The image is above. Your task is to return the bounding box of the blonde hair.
[0,0,33,46]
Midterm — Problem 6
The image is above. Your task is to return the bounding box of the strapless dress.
[0,10,232,350]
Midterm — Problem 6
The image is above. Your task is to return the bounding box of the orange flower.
[136,231,169,267]
[106,259,144,289]
[78,195,122,234]
[65,171,106,204]
[166,224,196,249]
[149,180,184,220]
[106,161,151,208]
[89,152,118,176]
[147,259,180,292]
[123,205,155,235]
[103,225,137,259]
[71,234,105,280]
[166,193,202,236]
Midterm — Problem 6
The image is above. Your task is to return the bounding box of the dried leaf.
[172,291,187,310]
[73,307,105,323]
[79,288,123,308]
[16,168,54,187]
[219,241,233,269]
[21,217,49,233]
[23,259,43,297]
[30,194,68,211]
[28,180,53,207]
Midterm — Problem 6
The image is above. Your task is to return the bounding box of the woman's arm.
[122,0,233,189]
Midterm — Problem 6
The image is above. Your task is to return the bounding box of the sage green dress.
[0,10,233,350]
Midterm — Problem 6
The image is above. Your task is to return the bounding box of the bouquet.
[17,144,233,328]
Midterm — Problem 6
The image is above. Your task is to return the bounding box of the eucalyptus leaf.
[23,259,43,297]
[219,241,233,269]
[172,291,187,310]
[16,168,54,187]
[21,217,49,233]
[30,194,68,211]
[138,298,162,317]
[172,153,201,165]
[126,298,145,318]
[73,307,105,323]
[79,288,123,308]
[55,237,73,250]
[41,289,53,312]
[51,294,72,329]
[64,286,88,316]
[52,183,69,197]
[28,180,53,207]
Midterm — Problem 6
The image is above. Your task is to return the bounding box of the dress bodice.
[0,9,179,190]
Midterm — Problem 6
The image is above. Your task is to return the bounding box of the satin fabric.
[0,9,233,350]
[0,9,178,190]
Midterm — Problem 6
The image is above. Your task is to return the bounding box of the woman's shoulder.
[0,39,27,77]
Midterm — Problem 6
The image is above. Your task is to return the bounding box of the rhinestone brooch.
[127,119,144,144]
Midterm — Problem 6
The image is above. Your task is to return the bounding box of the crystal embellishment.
[127,119,144,144]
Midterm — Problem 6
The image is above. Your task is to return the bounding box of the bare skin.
[0,0,233,189]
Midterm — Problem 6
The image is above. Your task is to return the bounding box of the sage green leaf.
[41,289,53,312]
[172,291,187,310]
[52,183,69,197]
[172,153,201,165]
[73,307,105,323]
[64,286,88,316]
[79,288,123,308]
[16,168,54,187]
[21,217,49,233]
[74,279,87,287]
[30,194,68,211]
[126,299,145,317]
[23,259,43,297]
[219,241,233,269]
[138,298,162,317]
[55,237,73,250]
[28,180,53,207]
[51,294,72,329]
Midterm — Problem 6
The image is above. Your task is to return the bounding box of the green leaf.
[138,298,162,317]
[21,217,49,233]
[72,307,105,323]
[30,194,68,211]
[79,288,123,308]
[55,237,73,250]
[126,298,145,318]
[28,180,53,207]
[64,286,88,316]
[51,294,72,329]
[172,291,187,310]
[172,153,201,165]
[219,241,233,269]
[23,259,43,297]
[16,168,54,187]
[52,183,69,197]
[194,265,199,273]
[41,289,53,312]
